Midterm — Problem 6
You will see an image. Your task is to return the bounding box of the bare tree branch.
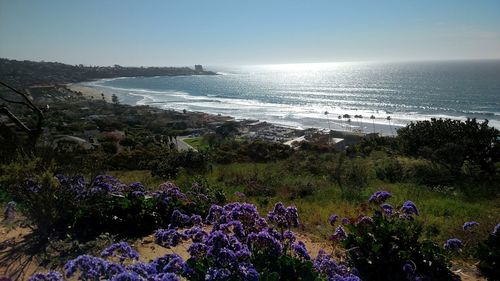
[0,81,46,147]
[0,106,33,133]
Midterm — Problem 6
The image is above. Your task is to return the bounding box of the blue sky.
[1,0,499,66]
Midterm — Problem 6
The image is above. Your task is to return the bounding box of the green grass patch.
[182,137,209,150]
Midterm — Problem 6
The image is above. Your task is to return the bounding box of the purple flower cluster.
[444,238,462,250]
[463,221,479,231]
[28,271,63,281]
[368,191,392,204]
[314,249,361,281]
[493,223,500,235]
[328,214,338,226]
[35,244,190,281]
[155,229,188,248]
[52,174,152,199]
[101,242,139,262]
[400,200,419,216]
[291,241,311,260]
[267,202,299,229]
[31,201,361,281]
[3,201,16,220]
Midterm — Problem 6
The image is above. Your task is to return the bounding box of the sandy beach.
[66,83,112,102]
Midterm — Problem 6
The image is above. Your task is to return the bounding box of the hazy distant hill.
[0,58,216,87]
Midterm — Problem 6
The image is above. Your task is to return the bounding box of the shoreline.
[65,83,404,137]
[67,83,113,102]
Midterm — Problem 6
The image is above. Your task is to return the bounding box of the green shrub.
[374,157,404,182]
[10,174,219,240]
[150,150,209,178]
[476,225,500,280]
[338,158,370,200]
[341,193,459,281]
[397,118,500,176]
[283,178,316,200]
[402,159,453,186]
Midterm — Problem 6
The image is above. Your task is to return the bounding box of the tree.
[0,81,45,148]
[397,118,500,176]
[111,94,119,104]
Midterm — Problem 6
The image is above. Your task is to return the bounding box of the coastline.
[66,83,113,102]
[65,83,403,137]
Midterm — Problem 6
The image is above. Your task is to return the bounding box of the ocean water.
[81,60,500,135]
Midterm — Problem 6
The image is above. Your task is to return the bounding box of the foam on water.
[81,60,500,134]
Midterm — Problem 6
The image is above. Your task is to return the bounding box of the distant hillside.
[0,58,216,87]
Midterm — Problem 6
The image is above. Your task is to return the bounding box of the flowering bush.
[340,191,460,281]
[12,174,223,239]
[475,223,500,280]
[31,202,360,281]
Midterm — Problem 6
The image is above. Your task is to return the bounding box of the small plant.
[341,191,460,281]
[11,174,220,239]
[476,224,500,280]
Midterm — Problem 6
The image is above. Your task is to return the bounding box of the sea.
[80,60,500,135]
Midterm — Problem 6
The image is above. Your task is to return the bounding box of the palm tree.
[387,116,392,136]
[343,114,351,131]
[370,115,376,134]
[324,111,331,131]
[338,115,343,130]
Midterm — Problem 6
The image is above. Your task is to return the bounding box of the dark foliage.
[397,118,500,176]
[0,58,215,87]
[342,192,459,281]
[476,225,500,280]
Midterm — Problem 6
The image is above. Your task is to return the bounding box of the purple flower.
[128,182,145,191]
[149,254,187,275]
[206,204,224,224]
[403,262,416,280]
[170,210,190,227]
[341,218,350,225]
[157,182,187,200]
[3,201,16,220]
[28,271,64,281]
[155,229,187,248]
[101,242,139,262]
[110,271,141,281]
[329,214,338,226]
[400,201,419,216]
[187,242,208,259]
[287,206,300,227]
[313,249,359,280]
[126,262,157,277]
[368,191,392,204]
[238,263,259,281]
[380,203,394,215]
[206,268,231,281]
[292,241,311,260]
[493,223,500,235]
[463,221,479,231]
[444,238,462,250]
[184,227,208,242]
[152,272,180,281]
[206,230,230,249]
[189,214,203,226]
[283,230,296,243]
[131,190,145,197]
[331,226,347,241]
[63,255,109,279]
[268,202,299,229]
[248,231,283,257]
[357,216,374,225]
